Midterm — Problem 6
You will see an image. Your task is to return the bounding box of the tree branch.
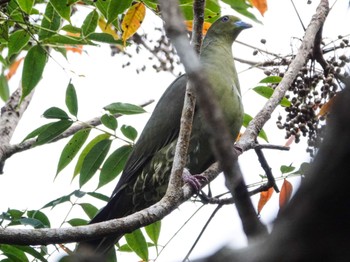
[0,84,34,174]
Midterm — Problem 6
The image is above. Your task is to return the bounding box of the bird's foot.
[182,168,208,193]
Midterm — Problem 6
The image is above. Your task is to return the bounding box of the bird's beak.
[234,20,252,29]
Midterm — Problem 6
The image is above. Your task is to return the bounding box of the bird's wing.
[112,74,188,196]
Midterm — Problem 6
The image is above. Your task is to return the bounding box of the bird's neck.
[200,38,234,59]
[199,38,241,96]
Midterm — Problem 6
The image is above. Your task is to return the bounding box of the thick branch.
[0,85,34,174]
[0,163,220,245]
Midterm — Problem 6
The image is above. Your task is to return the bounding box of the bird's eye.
[221,16,229,22]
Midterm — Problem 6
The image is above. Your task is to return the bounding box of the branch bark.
[0,84,34,174]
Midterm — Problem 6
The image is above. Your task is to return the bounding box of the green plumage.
[77,15,251,255]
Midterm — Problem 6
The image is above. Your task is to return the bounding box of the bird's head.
[205,15,252,43]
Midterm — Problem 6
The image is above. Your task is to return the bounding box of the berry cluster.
[111,27,181,75]
[271,38,350,155]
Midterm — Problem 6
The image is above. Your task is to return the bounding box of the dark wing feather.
[112,74,188,196]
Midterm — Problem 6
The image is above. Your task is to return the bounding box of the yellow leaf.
[121,3,146,46]
[6,57,24,80]
[249,0,268,16]
[257,187,274,215]
[98,17,119,40]
[317,96,337,118]
[184,20,212,35]
[279,179,293,208]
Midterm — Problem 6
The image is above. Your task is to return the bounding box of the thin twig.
[182,204,223,262]
[254,142,280,193]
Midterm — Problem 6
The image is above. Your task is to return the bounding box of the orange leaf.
[249,0,268,16]
[65,32,83,54]
[184,20,212,35]
[279,179,293,208]
[121,3,146,46]
[65,46,83,54]
[98,17,119,40]
[257,187,274,215]
[317,95,337,118]
[235,132,242,142]
[6,57,24,80]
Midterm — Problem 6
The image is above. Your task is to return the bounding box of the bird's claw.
[182,168,208,193]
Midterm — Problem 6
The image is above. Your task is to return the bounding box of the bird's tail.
[75,192,131,256]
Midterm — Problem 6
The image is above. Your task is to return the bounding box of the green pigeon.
[77,15,251,255]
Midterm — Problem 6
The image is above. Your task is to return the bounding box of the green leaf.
[16,0,34,14]
[0,22,9,42]
[121,125,137,141]
[66,218,88,226]
[142,0,158,10]
[44,34,89,45]
[21,45,47,102]
[67,0,80,5]
[8,29,30,58]
[259,76,282,84]
[79,203,98,219]
[101,114,118,130]
[0,74,9,102]
[292,162,310,176]
[82,10,99,37]
[11,245,48,262]
[34,120,73,146]
[22,123,53,142]
[107,0,133,24]
[220,0,261,23]
[99,145,132,188]
[253,86,291,107]
[43,107,70,120]
[87,32,123,44]
[280,164,295,174]
[39,2,61,40]
[125,229,148,261]
[50,0,71,22]
[243,113,268,142]
[104,102,146,115]
[7,209,25,220]
[41,192,74,209]
[180,5,219,21]
[56,128,91,177]
[19,217,45,229]
[0,245,29,262]
[87,192,109,202]
[94,0,109,19]
[73,133,110,179]
[79,139,112,187]
[145,220,161,246]
[27,210,51,228]
[73,189,86,198]
[66,82,78,117]
[61,24,82,34]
